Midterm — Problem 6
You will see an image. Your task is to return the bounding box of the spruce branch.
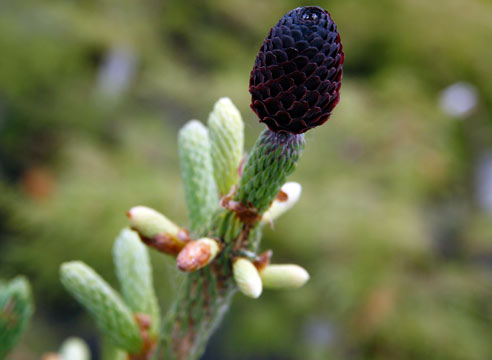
[58,6,343,360]
[159,118,305,360]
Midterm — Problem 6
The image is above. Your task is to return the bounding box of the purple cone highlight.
[250,6,344,134]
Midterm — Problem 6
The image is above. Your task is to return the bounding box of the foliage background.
[1,0,492,359]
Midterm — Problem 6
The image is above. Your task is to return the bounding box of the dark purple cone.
[250,6,344,134]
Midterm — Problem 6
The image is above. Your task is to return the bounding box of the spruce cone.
[250,6,344,134]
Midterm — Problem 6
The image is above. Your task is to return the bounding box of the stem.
[160,130,304,360]
[160,211,255,360]
[235,129,305,214]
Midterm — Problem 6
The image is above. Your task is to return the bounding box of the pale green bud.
[127,206,188,255]
[60,261,143,354]
[127,206,180,239]
[113,228,160,337]
[208,97,244,195]
[262,182,302,225]
[60,337,90,360]
[179,120,219,232]
[176,238,221,272]
[233,258,262,299]
[259,264,310,289]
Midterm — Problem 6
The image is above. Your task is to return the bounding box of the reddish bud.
[176,238,221,272]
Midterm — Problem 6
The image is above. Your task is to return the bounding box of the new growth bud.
[178,120,219,232]
[59,337,90,360]
[113,228,160,337]
[127,206,188,255]
[208,97,244,195]
[176,238,221,272]
[262,182,302,224]
[60,261,143,354]
[233,257,263,299]
[259,264,310,289]
[127,206,180,238]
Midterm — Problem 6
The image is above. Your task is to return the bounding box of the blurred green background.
[1,0,492,359]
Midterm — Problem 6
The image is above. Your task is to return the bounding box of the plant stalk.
[160,130,304,360]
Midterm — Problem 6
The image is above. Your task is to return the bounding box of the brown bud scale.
[137,232,186,256]
[177,240,220,272]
